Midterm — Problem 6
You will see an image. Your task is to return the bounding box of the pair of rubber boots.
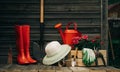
[15,25,37,64]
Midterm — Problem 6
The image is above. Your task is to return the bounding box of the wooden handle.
[40,0,44,23]
[108,29,115,60]
[8,48,12,64]
[74,48,78,59]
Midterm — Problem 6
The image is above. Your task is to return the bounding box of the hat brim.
[42,44,71,65]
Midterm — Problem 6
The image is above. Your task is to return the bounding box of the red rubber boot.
[22,25,37,64]
[15,25,29,64]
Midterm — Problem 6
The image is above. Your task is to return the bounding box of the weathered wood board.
[0,64,120,72]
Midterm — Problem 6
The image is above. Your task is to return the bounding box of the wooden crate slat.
[69,50,107,59]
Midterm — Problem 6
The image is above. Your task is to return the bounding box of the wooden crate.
[77,58,107,66]
[66,50,107,67]
[68,50,107,58]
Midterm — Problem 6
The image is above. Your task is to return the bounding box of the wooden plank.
[103,66,120,72]
[77,51,82,58]
[38,64,55,72]
[38,64,44,72]
[1,64,120,72]
[45,0,99,4]
[0,64,12,72]
[70,67,89,72]
[0,64,38,72]
[45,14,100,19]
[99,50,107,58]
[89,67,106,72]
[70,67,79,72]
[0,56,8,64]
[5,64,21,72]
[55,67,72,72]
[6,64,31,72]
[22,64,38,72]
[61,67,72,72]
[76,59,85,66]
[0,64,4,68]
[55,66,63,72]
[45,5,100,12]
[95,58,107,66]
[77,67,90,72]
[0,0,39,3]
[14,64,31,72]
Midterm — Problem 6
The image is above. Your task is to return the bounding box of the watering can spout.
[54,23,65,43]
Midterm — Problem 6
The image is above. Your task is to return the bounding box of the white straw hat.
[43,41,71,65]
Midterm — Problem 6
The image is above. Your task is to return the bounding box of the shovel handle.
[40,0,44,23]
[66,22,77,30]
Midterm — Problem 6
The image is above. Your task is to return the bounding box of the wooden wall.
[0,0,40,64]
[0,0,108,64]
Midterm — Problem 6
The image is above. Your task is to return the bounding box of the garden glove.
[82,48,96,66]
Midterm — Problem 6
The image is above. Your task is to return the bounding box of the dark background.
[1,0,119,68]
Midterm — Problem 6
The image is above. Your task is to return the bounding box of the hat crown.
[45,41,61,57]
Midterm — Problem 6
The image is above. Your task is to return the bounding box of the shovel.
[33,0,44,61]
[40,0,45,59]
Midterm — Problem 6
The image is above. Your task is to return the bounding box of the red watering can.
[55,22,82,49]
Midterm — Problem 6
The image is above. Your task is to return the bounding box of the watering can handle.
[66,22,77,30]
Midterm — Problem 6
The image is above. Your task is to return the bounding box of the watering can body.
[64,29,80,45]
[64,22,81,45]
[55,22,82,48]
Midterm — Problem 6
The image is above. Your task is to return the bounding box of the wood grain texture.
[0,64,120,72]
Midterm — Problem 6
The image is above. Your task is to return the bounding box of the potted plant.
[69,35,105,66]
[72,35,104,50]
